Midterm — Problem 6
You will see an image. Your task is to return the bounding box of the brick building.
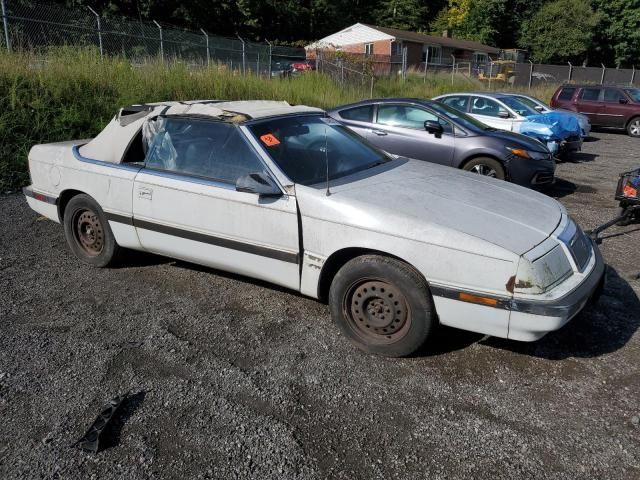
[306,23,500,69]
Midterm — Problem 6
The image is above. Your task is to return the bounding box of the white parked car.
[24,100,605,357]
[434,92,583,156]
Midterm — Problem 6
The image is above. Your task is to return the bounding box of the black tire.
[63,194,121,267]
[462,157,506,180]
[627,117,640,138]
[329,255,435,357]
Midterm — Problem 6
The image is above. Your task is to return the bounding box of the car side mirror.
[535,106,544,112]
[236,172,281,196]
[498,111,511,119]
[424,120,444,136]
[619,98,628,104]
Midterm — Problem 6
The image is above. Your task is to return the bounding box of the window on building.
[422,45,442,64]
[391,41,403,56]
[472,52,488,65]
[364,43,374,56]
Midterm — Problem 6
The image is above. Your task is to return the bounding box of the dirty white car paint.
[24,100,605,355]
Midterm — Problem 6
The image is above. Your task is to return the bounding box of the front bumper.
[507,156,556,187]
[507,242,605,341]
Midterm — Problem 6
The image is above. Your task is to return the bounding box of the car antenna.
[324,125,331,196]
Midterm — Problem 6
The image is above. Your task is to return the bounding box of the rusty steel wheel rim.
[344,279,411,344]
[73,209,104,256]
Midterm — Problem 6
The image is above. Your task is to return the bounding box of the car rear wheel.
[462,157,505,180]
[627,117,640,137]
[63,194,121,267]
[329,255,435,357]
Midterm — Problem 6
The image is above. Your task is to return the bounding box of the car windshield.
[498,96,540,117]
[248,115,390,186]
[625,88,640,102]
[430,101,495,131]
[514,95,549,111]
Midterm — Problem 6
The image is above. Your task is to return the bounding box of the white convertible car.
[24,100,605,357]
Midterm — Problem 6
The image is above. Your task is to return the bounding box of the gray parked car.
[328,98,555,187]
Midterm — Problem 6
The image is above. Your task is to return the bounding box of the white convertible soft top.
[78,100,322,164]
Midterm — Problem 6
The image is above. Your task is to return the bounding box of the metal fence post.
[567,61,573,82]
[87,6,103,59]
[401,46,407,80]
[153,20,163,61]
[488,61,493,90]
[451,55,455,86]
[423,48,429,83]
[341,60,344,84]
[528,60,533,90]
[266,39,272,79]
[370,75,374,98]
[236,34,246,75]
[1,0,10,52]
[200,28,209,67]
[632,65,636,86]
[601,63,606,85]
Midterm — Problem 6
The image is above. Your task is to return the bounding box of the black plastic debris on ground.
[74,392,132,453]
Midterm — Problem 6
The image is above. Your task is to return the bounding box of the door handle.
[371,129,388,136]
[138,187,153,200]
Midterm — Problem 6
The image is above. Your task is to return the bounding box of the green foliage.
[591,0,640,67]
[519,0,601,63]
[374,0,428,31]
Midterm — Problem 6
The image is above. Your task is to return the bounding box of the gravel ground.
[1,131,639,480]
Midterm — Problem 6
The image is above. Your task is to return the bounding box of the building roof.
[306,23,499,55]
[364,24,500,54]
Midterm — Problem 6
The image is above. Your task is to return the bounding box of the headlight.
[514,245,573,294]
[507,147,550,160]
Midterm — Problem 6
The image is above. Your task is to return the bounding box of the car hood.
[296,159,563,256]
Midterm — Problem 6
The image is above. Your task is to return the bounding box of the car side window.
[581,88,601,101]
[603,88,625,103]
[144,117,266,184]
[441,96,469,112]
[377,105,452,133]
[339,105,374,122]
[470,97,508,118]
[558,87,576,101]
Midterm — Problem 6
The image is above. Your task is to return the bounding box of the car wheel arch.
[57,189,86,222]
[316,247,429,303]
[626,115,640,135]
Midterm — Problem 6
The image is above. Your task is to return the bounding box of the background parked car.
[504,93,591,138]
[550,84,640,137]
[434,92,583,157]
[328,98,555,187]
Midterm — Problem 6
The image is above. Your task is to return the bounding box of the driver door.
[132,117,300,290]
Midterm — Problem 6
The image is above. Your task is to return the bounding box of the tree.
[374,0,428,31]
[590,0,640,67]
[519,0,601,63]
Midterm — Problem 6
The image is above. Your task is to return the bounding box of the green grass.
[0,48,559,191]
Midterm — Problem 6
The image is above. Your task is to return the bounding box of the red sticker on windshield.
[260,133,280,146]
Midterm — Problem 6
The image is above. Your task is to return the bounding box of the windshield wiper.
[365,160,387,170]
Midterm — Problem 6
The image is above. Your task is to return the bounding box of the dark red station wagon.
[550,85,640,137]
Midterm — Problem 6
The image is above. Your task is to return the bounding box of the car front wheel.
[462,157,505,180]
[63,194,121,267]
[329,255,435,357]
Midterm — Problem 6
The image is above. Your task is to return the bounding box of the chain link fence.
[0,0,305,75]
